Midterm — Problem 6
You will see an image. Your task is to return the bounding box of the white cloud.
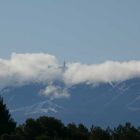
[64,61,140,85]
[0,53,140,99]
[0,53,62,89]
[40,85,69,100]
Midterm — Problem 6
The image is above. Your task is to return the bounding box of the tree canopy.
[0,96,140,140]
[0,96,16,137]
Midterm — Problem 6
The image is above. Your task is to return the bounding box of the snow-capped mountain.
[1,78,140,127]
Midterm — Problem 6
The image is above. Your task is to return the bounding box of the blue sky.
[0,0,140,63]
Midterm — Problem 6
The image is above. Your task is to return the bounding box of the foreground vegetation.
[0,97,140,140]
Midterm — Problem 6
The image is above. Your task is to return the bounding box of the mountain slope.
[1,78,140,127]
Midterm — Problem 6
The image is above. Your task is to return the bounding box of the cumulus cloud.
[0,53,62,89]
[0,53,140,99]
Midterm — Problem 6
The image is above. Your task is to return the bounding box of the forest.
[0,96,140,140]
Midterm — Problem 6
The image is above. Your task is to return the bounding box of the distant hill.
[1,78,140,127]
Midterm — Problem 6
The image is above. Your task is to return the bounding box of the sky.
[0,0,140,63]
[1,1,140,125]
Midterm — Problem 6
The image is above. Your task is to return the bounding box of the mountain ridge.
[1,78,140,127]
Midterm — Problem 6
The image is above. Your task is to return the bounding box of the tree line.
[0,96,140,140]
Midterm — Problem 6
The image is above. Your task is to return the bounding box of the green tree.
[67,123,89,140]
[0,96,16,137]
[19,118,42,140]
[36,116,65,139]
[90,125,110,140]
[35,135,52,140]
[112,122,140,140]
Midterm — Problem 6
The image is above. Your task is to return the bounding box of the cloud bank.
[64,61,140,85]
[0,53,140,99]
[0,53,61,89]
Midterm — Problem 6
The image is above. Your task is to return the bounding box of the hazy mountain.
[1,78,140,127]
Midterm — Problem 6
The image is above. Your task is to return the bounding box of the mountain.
[1,78,140,127]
